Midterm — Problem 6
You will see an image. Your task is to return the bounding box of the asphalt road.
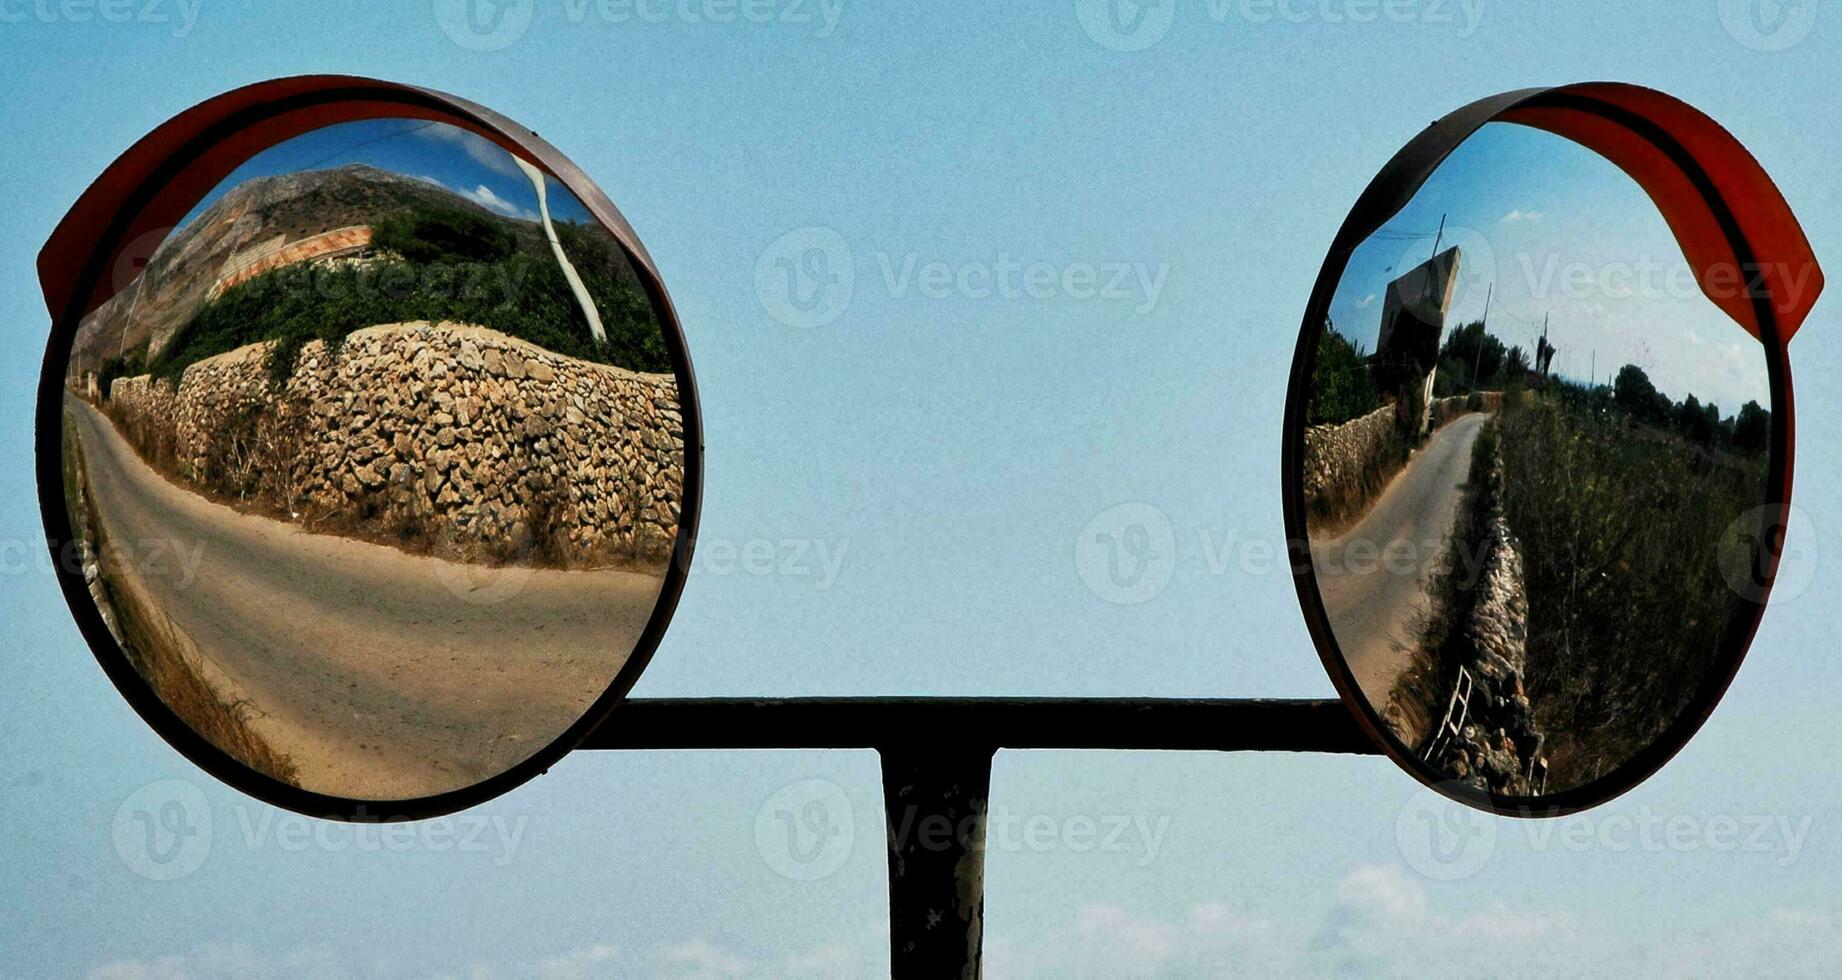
[67,393,664,801]
[1310,412,1489,710]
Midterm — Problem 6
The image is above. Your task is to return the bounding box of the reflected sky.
[176,118,593,231]
[1327,123,1769,414]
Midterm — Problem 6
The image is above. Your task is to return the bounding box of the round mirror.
[38,78,700,818]
[1286,85,1819,814]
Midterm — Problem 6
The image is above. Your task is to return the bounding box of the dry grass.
[1496,390,1764,789]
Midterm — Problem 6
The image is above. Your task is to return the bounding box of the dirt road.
[1310,412,1488,709]
[67,393,664,800]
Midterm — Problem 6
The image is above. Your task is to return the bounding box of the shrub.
[1494,391,1764,787]
[152,212,671,385]
[1308,321,1382,425]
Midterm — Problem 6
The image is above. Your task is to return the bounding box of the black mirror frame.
[1283,82,1818,817]
[34,75,704,822]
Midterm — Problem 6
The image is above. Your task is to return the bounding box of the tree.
[1733,400,1770,455]
[1614,364,1660,422]
[1437,320,1506,389]
[1675,394,1715,445]
[1308,320,1382,425]
[1505,344,1531,379]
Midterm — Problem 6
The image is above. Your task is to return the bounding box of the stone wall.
[108,321,683,565]
[1301,405,1396,508]
[1429,391,1502,431]
[1420,449,1548,795]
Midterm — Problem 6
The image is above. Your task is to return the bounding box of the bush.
[1494,391,1765,787]
[152,212,671,385]
[97,348,146,401]
[1308,322,1382,425]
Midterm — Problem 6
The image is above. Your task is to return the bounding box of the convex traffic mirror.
[37,77,701,819]
[1287,83,1821,815]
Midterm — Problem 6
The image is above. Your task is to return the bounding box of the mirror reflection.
[1302,123,1771,795]
[60,119,683,800]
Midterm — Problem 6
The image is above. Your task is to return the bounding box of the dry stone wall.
[1420,450,1547,795]
[1301,405,1395,508]
[108,321,683,565]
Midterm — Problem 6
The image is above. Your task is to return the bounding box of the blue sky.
[4,2,1842,977]
[1328,121,1769,414]
[174,118,593,230]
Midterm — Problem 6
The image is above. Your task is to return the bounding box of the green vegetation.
[1307,320,1382,425]
[1433,319,1507,396]
[96,348,146,402]
[1494,386,1766,787]
[149,208,669,386]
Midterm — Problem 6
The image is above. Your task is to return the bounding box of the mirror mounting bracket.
[585,697,1374,977]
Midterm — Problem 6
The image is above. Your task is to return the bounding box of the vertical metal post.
[879,745,994,979]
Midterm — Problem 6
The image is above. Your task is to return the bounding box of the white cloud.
[649,941,749,979]
[987,865,1842,978]
[456,183,537,221]
[1502,209,1544,223]
[1357,292,1377,309]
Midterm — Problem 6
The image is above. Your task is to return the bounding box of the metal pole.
[881,745,992,978]
[1474,282,1492,392]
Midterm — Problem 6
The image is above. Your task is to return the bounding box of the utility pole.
[1473,282,1492,392]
